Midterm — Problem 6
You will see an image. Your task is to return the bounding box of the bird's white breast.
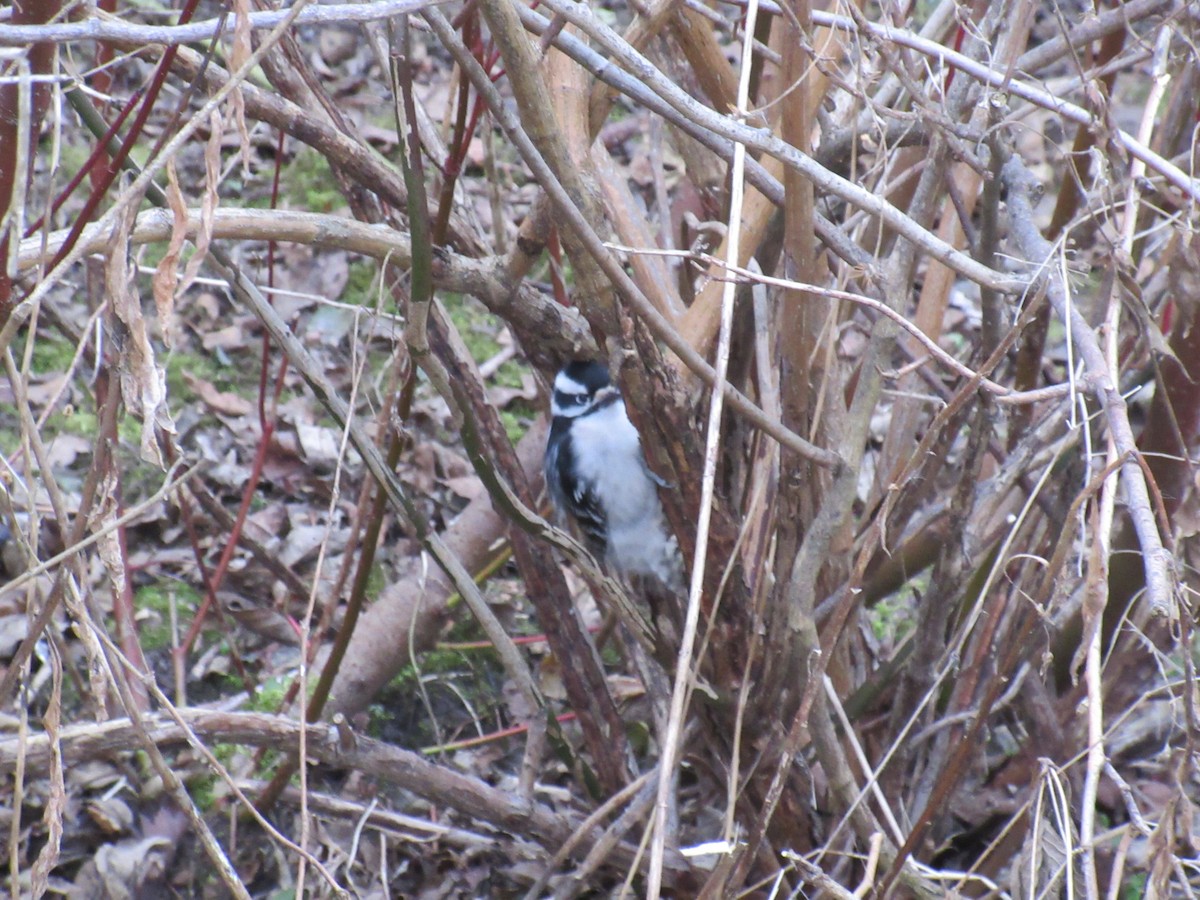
[571,399,681,587]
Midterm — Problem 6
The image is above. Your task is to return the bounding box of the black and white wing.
[546,420,608,555]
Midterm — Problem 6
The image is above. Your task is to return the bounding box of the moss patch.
[135,581,201,651]
[283,148,344,213]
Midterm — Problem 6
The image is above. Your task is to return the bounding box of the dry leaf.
[151,158,187,346]
[247,501,287,542]
[538,654,566,701]
[280,523,337,567]
[297,423,350,466]
[80,836,175,899]
[182,371,253,417]
[85,797,136,837]
[106,202,176,467]
[200,322,248,351]
[219,591,301,645]
[0,613,29,657]
[29,635,65,897]
[177,108,221,298]
[487,373,538,409]
[273,245,351,302]
[444,476,484,501]
[43,432,92,471]
[228,0,252,178]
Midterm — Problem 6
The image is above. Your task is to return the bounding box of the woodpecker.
[544,361,683,592]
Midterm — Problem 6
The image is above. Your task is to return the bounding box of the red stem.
[25,89,144,237]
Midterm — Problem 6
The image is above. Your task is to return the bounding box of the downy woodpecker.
[544,361,683,592]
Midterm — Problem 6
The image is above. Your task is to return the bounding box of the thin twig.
[1001,155,1176,622]
[526,0,1025,292]
[0,0,445,45]
[610,245,1071,404]
[648,0,762,886]
[0,710,681,877]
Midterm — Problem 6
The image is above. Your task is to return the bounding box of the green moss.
[364,562,387,600]
[600,641,622,668]
[136,239,168,274]
[135,581,201,651]
[440,294,535,444]
[384,663,418,693]
[246,674,295,713]
[443,295,503,362]
[366,701,389,738]
[626,719,652,755]
[117,411,142,446]
[56,138,93,180]
[499,407,532,445]
[243,193,276,210]
[189,773,218,812]
[284,148,344,213]
[1123,875,1147,899]
[165,349,225,396]
[405,645,470,679]
[342,260,380,307]
[43,407,98,441]
[211,670,244,693]
[22,330,75,377]
[912,0,939,27]
[374,636,508,747]
[188,741,273,809]
[493,359,526,390]
[441,611,485,644]
[868,588,917,645]
[258,748,284,778]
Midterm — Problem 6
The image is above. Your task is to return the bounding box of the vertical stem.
[648,0,761,891]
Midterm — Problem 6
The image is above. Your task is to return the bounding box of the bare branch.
[0,709,687,877]
[0,0,443,46]
[15,207,588,367]
[1001,154,1177,622]
[425,5,842,468]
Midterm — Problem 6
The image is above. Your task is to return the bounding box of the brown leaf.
[219,591,301,645]
[1145,795,1180,898]
[296,423,351,466]
[83,836,176,898]
[606,673,645,702]
[106,202,176,468]
[444,475,485,501]
[150,158,187,346]
[0,613,28,657]
[1117,260,1179,365]
[359,122,401,147]
[227,0,252,179]
[538,655,566,700]
[178,109,222,298]
[86,796,136,837]
[246,501,287,542]
[182,371,253,417]
[280,522,342,567]
[1071,511,1109,684]
[29,633,65,897]
[43,432,92,471]
[200,322,249,351]
[273,245,351,302]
